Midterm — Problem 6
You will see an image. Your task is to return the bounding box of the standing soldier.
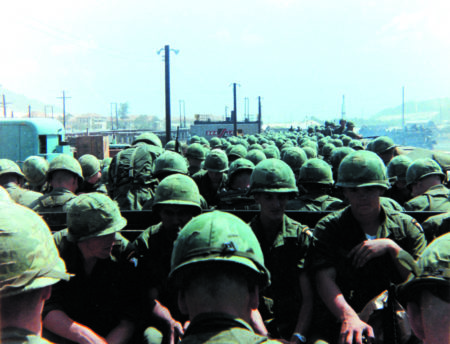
[308,150,426,344]
[31,155,83,213]
[248,159,314,342]
[168,211,282,344]
[0,202,71,344]
[0,159,43,208]
[131,174,202,344]
[192,149,229,207]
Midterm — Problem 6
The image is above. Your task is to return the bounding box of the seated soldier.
[0,202,71,344]
[185,143,206,176]
[384,155,413,206]
[308,151,426,344]
[248,159,314,342]
[43,193,139,344]
[421,212,450,243]
[22,155,50,192]
[78,154,107,194]
[367,136,397,166]
[397,233,450,344]
[131,174,202,344]
[169,211,282,344]
[32,155,83,213]
[404,158,450,211]
[0,158,42,208]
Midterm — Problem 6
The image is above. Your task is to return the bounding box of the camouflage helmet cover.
[186,143,206,160]
[0,159,25,179]
[132,132,163,148]
[153,151,188,177]
[204,149,229,173]
[281,147,307,173]
[245,149,267,166]
[23,156,49,186]
[169,211,270,288]
[78,154,101,179]
[387,155,413,182]
[405,158,446,186]
[0,202,70,298]
[299,158,334,185]
[227,144,247,160]
[336,151,390,189]
[367,136,396,155]
[48,154,84,182]
[67,193,127,242]
[249,158,298,194]
[228,158,255,180]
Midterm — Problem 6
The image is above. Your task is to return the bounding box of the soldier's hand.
[339,315,374,344]
[169,320,184,344]
[348,239,399,268]
[74,325,108,344]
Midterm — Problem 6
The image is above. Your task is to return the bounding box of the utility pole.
[28,105,31,118]
[341,94,346,119]
[233,83,238,136]
[2,94,11,118]
[57,91,71,128]
[179,100,185,128]
[110,103,116,130]
[402,86,405,145]
[115,103,119,130]
[158,45,179,143]
[258,96,262,134]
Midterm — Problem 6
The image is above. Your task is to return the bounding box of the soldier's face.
[207,171,223,184]
[254,192,288,221]
[343,186,383,217]
[79,233,116,260]
[159,205,197,233]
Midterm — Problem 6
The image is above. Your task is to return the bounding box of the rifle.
[174,126,180,154]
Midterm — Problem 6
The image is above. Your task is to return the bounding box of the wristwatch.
[293,333,307,343]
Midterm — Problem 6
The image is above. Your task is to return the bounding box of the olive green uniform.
[404,184,450,212]
[31,187,77,213]
[286,192,341,211]
[179,313,282,344]
[249,214,313,338]
[1,327,53,344]
[192,170,228,207]
[421,212,450,242]
[3,182,42,208]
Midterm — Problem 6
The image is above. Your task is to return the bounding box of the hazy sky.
[1,0,449,123]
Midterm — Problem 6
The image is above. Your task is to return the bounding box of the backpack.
[108,143,162,210]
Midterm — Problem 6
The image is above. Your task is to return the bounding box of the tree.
[119,102,129,120]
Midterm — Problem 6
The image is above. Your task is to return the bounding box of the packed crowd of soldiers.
[1,118,449,344]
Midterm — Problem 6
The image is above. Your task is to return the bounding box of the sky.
[1,0,449,124]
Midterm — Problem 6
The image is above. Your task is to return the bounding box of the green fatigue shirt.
[383,185,411,207]
[421,212,450,243]
[1,327,52,344]
[404,184,450,212]
[31,187,77,213]
[43,230,141,342]
[4,182,42,208]
[310,205,426,313]
[131,222,185,322]
[249,214,314,339]
[217,189,259,210]
[286,192,341,211]
[325,196,404,212]
[77,180,108,194]
[179,313,283,344]
[192,170,228,207]
[188,165,202,176]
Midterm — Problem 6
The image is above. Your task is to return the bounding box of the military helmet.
[302,146,317,159]
[341,135,352,146]
[228,158,255,180]
[249,158,298,194]
[299,158,334,185]
[228,144,247,160]
[281,147,308,173]
[78,154,101,179]
[330,147,355,171]
[367,136,396,155]
[349,140,364,151]
[321,143,336,157]
[336,151,390,189]
[209,137,222,149]
[22,156,49,186]
[165,140,177,151]
[169,211,270,288]
[247,135,258,145]
[387,155,413,182]
[186,143,206,160]
[153,151,188,177]
[200,137,209,147]
[263,146,281,159]
[204,149,229,173]
[190,135,201,144]
[398,233,450,305]
[249,143,264,151]
[153,174,202,213]
[405,158,446,187]
[48,154,84,183]
[0,159,25,179]
[132,132,163,148]
[330,138,343,148]
[0,202,70,298]
[245,149,267,166]
[67,193,127,242]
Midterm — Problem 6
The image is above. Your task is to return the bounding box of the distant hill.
[0,88,60,117]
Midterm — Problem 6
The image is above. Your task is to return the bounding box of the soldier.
[334,119,347,135]
[43,193,139,344]
[209,137,222,150]
[397,233,450,344]
[404,158,450,211]
[78,154,107,194]
[192,149,228,207]
[421,212,450,243]
[22,155,50,192]
[248,159,314,342]
[0,158,43,208]
[367,136,397,165]
[227,144,248,163]
[32,155,83,213]
[343,121,362,139]
[308,150,426,344]
[132,174,202,344]
[0,202,71,344]
[168,211,282,344]
[286,158,341,211]
[384,155,413,206]
[246,149,267,166]
[152,151,189,182]
[185,143,206,176]
[281,147,308,182]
